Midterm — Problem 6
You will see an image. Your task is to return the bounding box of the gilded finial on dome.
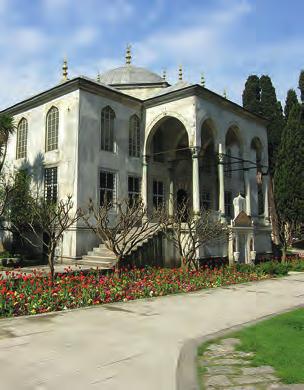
[178,65,183,81]
[61,57,68,82]
[223,88,228,99]
[97,72,101,82]
[200,73,205,87]
[162,69,166,81]
[125,44,132,65]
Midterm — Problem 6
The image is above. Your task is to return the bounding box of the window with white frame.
[128,175,141,205]
[99,170,116,206]
[101,106,115,152]
[129,114,140,157]
[16,118,28,159]
[224,191,233,217]
[153,180,164,209]
[46,106,59,152]
[201,191,211,210]
[44,167,58,203]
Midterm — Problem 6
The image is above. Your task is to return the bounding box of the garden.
[1,259,303,318]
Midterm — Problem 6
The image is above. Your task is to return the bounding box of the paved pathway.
[0,273,303,390]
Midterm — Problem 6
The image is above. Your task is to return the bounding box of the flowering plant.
[0,264,268,318]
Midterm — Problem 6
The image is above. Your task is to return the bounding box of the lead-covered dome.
[100,65,165,86]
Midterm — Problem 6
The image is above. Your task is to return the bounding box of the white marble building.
[2,48,272,265]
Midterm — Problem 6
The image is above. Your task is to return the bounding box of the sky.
[0,0,303,109]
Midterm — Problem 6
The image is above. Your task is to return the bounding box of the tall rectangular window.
[99,170,116,206]
[129,115,140,157]
[16,118,28,159]
[224,191,233,217]
[128,175,141,205]
[101,106,115,152]
[46,106,59,152]
[153,180,164,209]
[44,167,58,203]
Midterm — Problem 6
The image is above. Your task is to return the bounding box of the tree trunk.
[48,246,56,284]
[281,246,287,263]
[268,176,280,246]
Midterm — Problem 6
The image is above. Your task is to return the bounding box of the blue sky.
[0,0,303,109]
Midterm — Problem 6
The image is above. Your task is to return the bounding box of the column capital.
[143,154,150,165]
[191,146,200,158]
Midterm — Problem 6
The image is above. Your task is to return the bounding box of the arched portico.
[143,115,201,214]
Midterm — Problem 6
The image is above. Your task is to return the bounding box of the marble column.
[263,174,270,223]
[218,143,225,218]
[243,169,252,216]
[168,163,174,216]
[192,147,200,214]
[142,155,149,211]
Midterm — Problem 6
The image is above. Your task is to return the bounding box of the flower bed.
[0,266,268,318]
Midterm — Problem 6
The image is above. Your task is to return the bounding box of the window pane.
[46,107,59,152]
[16,118,28,159]
[101,106,115,152]
[44,167,58,203]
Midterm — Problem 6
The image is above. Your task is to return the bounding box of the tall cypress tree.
[260,75,284,172]
[274,105,304,260]
[298,70,304,103]
[242,75,261,115]
[284,89,299,120]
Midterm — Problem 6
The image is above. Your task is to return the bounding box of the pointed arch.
[16,117,28,159]
[129,114,140,157]
[46,106,59,152]
[101,106,115,152]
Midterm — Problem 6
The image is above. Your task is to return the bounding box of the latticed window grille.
[99,170,116,206]
[128,175,141,205]
[224,191,233,217]
[46,106,59,152]
[201,191,211,210]
[101,106,115,152]
[16,118,28,159]
[129,114,140,157]
[224,148,232,178]
[44,167,58,203]
[153,180,164,209]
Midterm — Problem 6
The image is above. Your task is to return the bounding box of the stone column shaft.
[192,148,200,214]
[218,143,225,217]
[244,169,251,216]
[142,155,149,210]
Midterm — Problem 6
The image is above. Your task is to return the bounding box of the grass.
[197,308,304,385]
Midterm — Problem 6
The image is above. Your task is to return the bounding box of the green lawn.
[231,308,304,383]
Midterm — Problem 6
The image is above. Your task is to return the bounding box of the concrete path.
[0,273,303,390]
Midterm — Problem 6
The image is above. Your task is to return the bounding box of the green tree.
[274,104,304,261]
[259,75,284,172]
[242,75,261,115]
[284,89,299,120]
[0,114,15,173]
[298,70,304,103]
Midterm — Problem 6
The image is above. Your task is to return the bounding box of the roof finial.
[61,57,68,82]
[223,88,228,99]
[200,73,205,87]
[125,44,132,65]
[162,69,167,81]
[178,65,183,81]
[97,72,101,82]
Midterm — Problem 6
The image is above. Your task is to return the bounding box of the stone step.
[89,248,116,258]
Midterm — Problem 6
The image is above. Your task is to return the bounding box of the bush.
[256,261,290,276]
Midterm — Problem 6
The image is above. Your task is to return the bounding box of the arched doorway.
[145,116,191,214]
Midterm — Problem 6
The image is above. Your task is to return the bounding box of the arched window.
[46,106,59,152]
[16,118,28,159]
[129,114,140,157]
[101,106,115,152]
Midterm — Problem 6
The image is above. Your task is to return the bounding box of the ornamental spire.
[223,88,228,99]
[200,73,205,87]
[125,44,132,65]
[97,72,101,82]
[61,57,68,82]
[178,65,183,81]
[162,69,167,81]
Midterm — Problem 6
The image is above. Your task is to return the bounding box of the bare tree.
[83,198,160,268]
[12,195,82,282]
[159,201,228,270]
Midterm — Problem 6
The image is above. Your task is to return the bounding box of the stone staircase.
[78,224,160,269]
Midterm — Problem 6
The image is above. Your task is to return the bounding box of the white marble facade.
[2,56,272,263]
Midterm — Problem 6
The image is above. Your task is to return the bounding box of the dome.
[100,65,165,86]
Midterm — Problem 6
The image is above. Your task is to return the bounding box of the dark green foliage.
[298,70,304,103]
[274,105,304,256]
[0,114,15,173]
[284,89,299,120]
[260,75,285,172]
[242,75,261,115]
